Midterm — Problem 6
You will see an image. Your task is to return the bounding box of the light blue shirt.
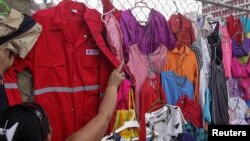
[161,71,194,105]
[203,88,211,123]
[240,16,250,34]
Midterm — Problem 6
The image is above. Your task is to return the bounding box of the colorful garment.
[126,44,167,117]
[164,44,199,102]
[120,9,175,60]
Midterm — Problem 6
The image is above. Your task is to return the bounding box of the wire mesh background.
[6,0,250,22]
[7,0,202,20]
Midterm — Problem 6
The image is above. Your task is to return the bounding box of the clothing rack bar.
[195,0,250,13]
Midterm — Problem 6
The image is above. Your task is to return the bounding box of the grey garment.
[209,57,229,125]
[17,68,34,102]
[191,41,203,72]
[206,39,212,60]
[6,0,57,16]
[227,77,245,98]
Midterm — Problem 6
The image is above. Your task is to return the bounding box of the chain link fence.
[7,0,202,19]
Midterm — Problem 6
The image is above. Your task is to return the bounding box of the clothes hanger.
[148,89,165,113]
[0,0,10,16]
[101,110,140,141]
[130,0,151,24]
[102,90,139,141]
[172,0,179,15]
[115,90,138,134]
[148,78,166,113]
[131,0,151,11]
[211,43,223,66]
[101,3,123,24]
[101,7,117,23]
[206,6,216,23]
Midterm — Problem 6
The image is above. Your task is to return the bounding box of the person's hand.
[107,61,125,88]
[0,49,14,75]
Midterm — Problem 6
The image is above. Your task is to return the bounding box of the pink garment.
[108,79,131,134]
[219,25,232,78]
[231,57,250,78]
[104,13,124,62]
[240,78,250,100]
[117,79,131,110]
[126,44,167,117]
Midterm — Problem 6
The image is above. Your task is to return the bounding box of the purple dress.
[120,9,176,60]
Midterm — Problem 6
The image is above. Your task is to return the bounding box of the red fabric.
[176,95,202,128]
[101,0,115,13]
[4,1,119,141]
[168,13,196,47]
[139,75,167,141]
[101,0,122,20]
[226,15,243,43]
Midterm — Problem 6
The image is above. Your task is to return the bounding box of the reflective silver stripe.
[34,85,100,95]
[99,93,105,97]
[4,83,18,89]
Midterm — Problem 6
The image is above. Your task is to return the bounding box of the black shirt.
[0,84,9,114]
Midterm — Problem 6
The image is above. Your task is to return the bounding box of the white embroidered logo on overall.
[86,49,100,55]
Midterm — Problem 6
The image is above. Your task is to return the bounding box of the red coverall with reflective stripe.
[4,1,120,141]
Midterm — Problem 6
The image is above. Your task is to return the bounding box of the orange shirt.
[164,44,199,102]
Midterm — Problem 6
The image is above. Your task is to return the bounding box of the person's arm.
[66,62,125,141]
[0,49,14,76]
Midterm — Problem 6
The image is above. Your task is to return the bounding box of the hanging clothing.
[209,56,229,125]
[0,85,9,114]
[112,89,139,140]
[145,105,187,141]
[104,13,124,62]
[17,68,33,101]
[190,41,203,72]
[176,95,202,128]
[3,1,120,141]
[0,9,42,58]
[169,13,196,47]
[227,77,245,98]
[184,12,212,39]
[199,38,211,112]
[139,76,167,141]
[239,16,250,35]
[161,71,194,105]
[226,15,243,43]
[203,89,211,123]
[120,9,175,61]
[101,0,116,13]
[126,44,167,117]
[232,37,250,58]
[117,79,131,110]
[231,57,250,78]
[229,97,248,125]
[183,122,208,141]
[247,33,250,39]
[108,79,131,134]
[0,9,23,37]
[240,78,250,100]
[219,22,232,78]
[164,44,199,102]
[207,21,223,64]
[238,55,250,64]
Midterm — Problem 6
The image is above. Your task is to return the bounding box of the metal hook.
[173,0,178,13]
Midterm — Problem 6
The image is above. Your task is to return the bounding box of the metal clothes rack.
[196,0,250,13]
